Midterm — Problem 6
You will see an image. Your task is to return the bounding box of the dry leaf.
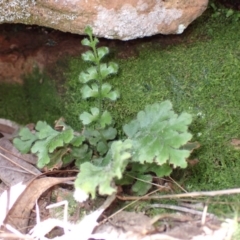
[3,176,75,233]
[0,138,40,189]
[0,118,20,139]
[0,182,27,226]
[29,193,116,240]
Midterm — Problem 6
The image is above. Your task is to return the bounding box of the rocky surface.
[0,0,208,40]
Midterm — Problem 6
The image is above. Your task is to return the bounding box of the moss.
[0,68,62,125]
[23,68,62,124]
[0,83,29,123]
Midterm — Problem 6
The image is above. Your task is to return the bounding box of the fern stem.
[90,34,103,120]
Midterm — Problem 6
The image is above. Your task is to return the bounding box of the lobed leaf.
[84,26,93,35]
[81,83,98,99]
[105,90,120,101]
[81,38,91,47]
[81,50,96,63]
[26,121,75,168]
[70,135,85,147]
[79,107,100,125]
[122,121,139,139]
[63,144,92,167]
[45,148,69,170]
[83,126,117,156]
[100,62,118,79]
[97,141,108,155]
[101,83,120,101]
[31,140,50,168]
[83,127,101,146]
[101,127,117,140]
[48,128,74,152]
[35,121,57,139]
[123,101,192,168]
[13,127,37,153]
[99,110,112,128]
[74,140,132,198]
[148,163,172,177]
[79,66,98,83]
[97,47,109,61]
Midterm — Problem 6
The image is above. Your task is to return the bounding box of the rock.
[0,0,208,40]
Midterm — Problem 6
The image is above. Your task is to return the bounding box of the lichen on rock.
[0,0,36,22]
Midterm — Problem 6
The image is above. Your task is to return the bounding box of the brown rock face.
[0,0,208,40]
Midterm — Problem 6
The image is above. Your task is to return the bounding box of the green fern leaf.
[81,83,98,99]
[63,144,92,167]
[74,139,132,198]
[101,127,117,140]
[101,83,120,101]
[79,107,100,125]
[35,121,56,139]
[81,37,91,47]
[148,163,172,177]
[97,47,109,61]
[70,135,85,147]
[81,50,95,63]
[28,121,74,167]
[99,62,118,78]
[123,101,192,168]
[99,110,112,128]
[13,127,37,153]
[79,66,98,83]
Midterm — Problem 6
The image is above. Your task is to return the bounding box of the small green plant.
[14,26,194,199]
[210,1,240,21]
[78,26,120,159]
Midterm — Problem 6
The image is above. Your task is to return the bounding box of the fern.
[14,27,195,199]
[13,121,84,168]
[124,101,192,168]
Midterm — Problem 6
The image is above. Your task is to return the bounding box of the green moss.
[0,68,62,125]
[23,68,62,124]
[0,83,29,123]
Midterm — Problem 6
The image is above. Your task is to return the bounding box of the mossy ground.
[1,6,240,216]
[64,10,240,214]
[0,68,62,125]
